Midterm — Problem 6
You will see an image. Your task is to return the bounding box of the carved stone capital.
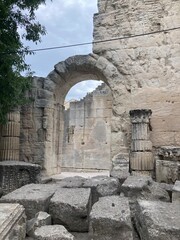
[129,109,152,124]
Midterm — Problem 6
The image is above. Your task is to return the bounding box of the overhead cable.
[1,26,180,54]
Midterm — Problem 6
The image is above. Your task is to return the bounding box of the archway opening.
[61,80,112,172]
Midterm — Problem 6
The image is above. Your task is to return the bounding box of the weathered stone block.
[155,146,180,161]
[26,211,52,237]
[0,184,57,219]
[0,203,26,239]
[49,188,91,232]
[121,175,152,198]
[83,176,120,203]
[172,180,180,202]
[121,175,170,202]
[156,159,180,184]
[52,176,86,188]
[110,154,130,183]
[89,196,133,240]
[34,225,74,240]
[0,161,41,194]
[135,200,180,240]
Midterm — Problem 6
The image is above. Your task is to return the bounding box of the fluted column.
[129,109,153,176]
[0,110,20,161]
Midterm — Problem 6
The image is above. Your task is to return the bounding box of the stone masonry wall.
[19,0,180,176]
[62,83,112,171]
[94,0,180,148]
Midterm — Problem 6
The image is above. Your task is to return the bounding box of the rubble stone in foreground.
[0,203,26,239]
[121,175,170,202]
[135,200,180,240]
[89,196,133,240]
[34,225,74,240]
[49,188,91,232]
[26,211,52,237]
[0,184,57,219]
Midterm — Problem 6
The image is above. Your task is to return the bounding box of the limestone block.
[26,211,51,237]
[110,154,130,184]
[172,180,180,203]
[49,188,91,232]
[37,89,53,100]
[43,78,56,92]
[34,225,74,240]
[155,146,180,161]
[0,203,26,239]
[52,176,86,188]
[0,184,57,219]
[83,176,120,203]
[89,196,133,240]
[156,159,180,184]
[130,152,154,170]
[121,175,152,198]
[135,200,180,240]
[131,140,152,151]
[0,161,41,194]
[121,175,169,202]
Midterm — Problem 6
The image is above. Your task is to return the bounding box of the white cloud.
[23,0,99,99]
[66,80,103,101]
[24,0,97,76]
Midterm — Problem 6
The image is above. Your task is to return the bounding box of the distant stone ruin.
[0,0,180,238]
[62,83,112,171]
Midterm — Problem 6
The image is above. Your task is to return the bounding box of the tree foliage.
[0,0,47,124]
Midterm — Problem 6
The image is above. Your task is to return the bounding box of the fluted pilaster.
[0,110,20,161]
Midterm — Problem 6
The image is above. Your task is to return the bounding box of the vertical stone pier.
[129,109,153,176]
[0,109,20,161]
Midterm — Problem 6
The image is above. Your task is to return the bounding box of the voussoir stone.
[89,196,133,240]
[135,200,180,240]
[83,176,120,203]
[49,188,91,232]
[0,184,57,219]
[34,225,74,240]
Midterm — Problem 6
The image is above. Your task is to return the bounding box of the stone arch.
[25,54,131,175]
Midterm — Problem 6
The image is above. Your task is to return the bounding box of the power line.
[1,26,180,54]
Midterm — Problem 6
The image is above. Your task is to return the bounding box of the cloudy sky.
[24,0,102,100]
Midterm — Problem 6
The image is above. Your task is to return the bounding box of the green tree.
[0,0,47,124]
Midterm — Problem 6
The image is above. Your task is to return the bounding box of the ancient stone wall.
[19,0,180,176]
[94,0,180,148]
[62,83,112,171]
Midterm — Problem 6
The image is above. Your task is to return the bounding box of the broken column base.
[0,203,26,239]
[0,161,41,195]
[131,170,153,177]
